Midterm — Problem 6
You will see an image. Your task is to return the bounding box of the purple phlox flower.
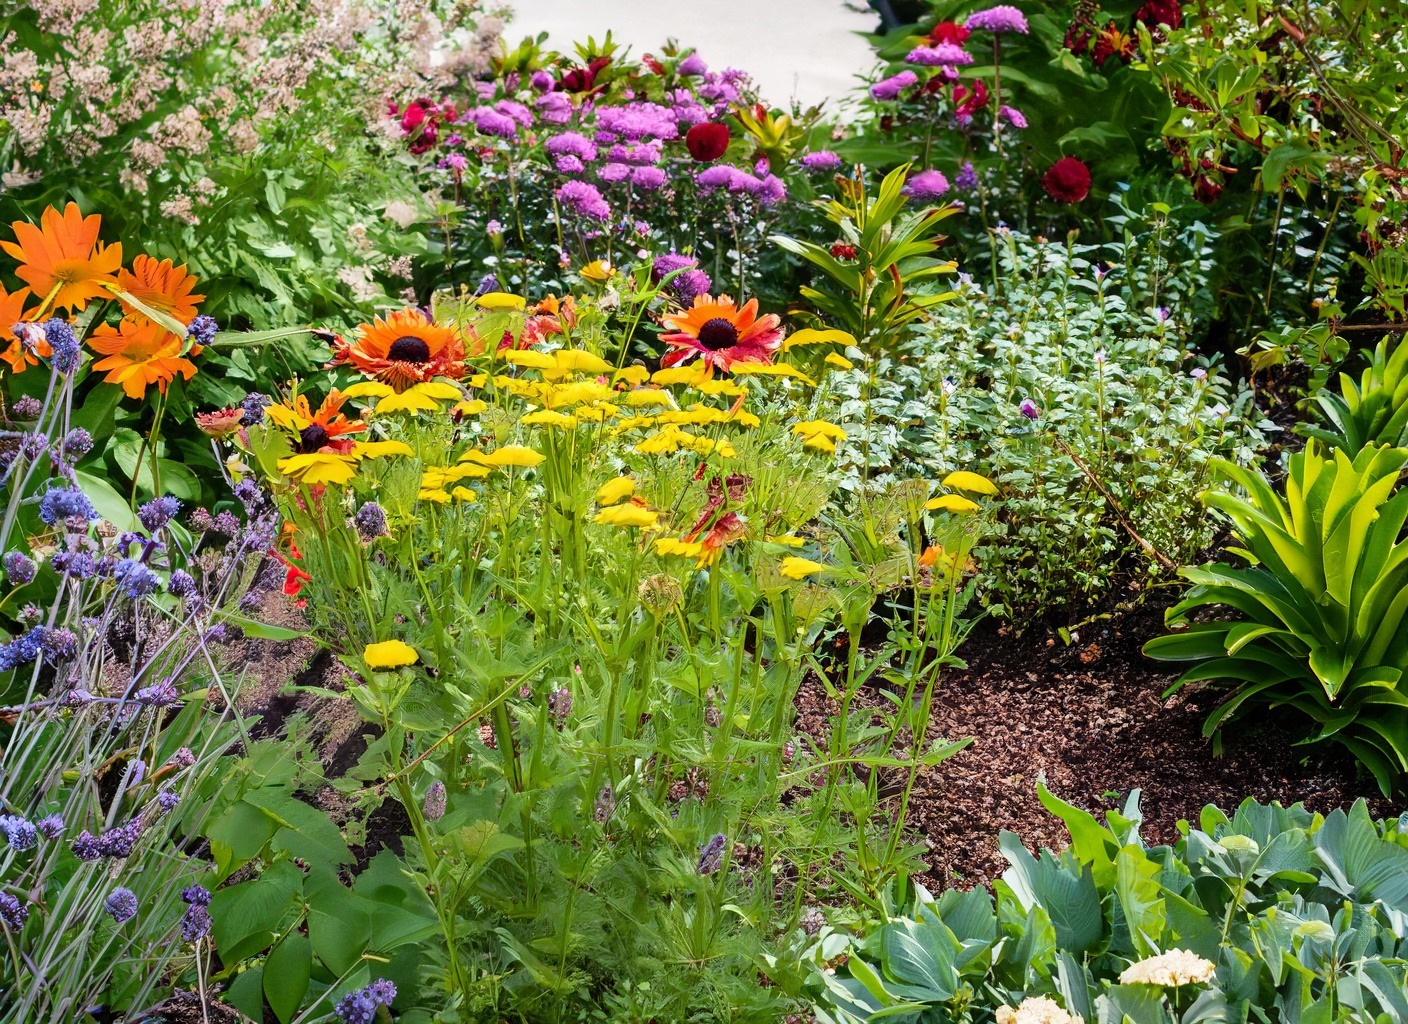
[965,4,1030,33]
[697,833,727,875]
[630,166,668,190]
[695,164,743,192]
[699,73,742,107]
[598,161,631,183]
[678,52,708,76]
[554,154,585,174]
[802,150,842,172]
[606,140,662,165]
[469,108,517,139]
[138,496,181,532]
[530,70,554,93]
[545,131,597,162]
[870,69,919,101]
[669,89,710,126]
[906,44,974,66]
[104,887,139,923]
[556,180,612,221]
[536,91,573,124]
[335,980,397,1024]
[596,102,679,142]
[38,486,97,526]
[955,162,979,190]
[186,315,218,346]
[1019,398,1041,420]
[441,152,469,172]
[495,99,534,127]
[0,815,37,851]
[998,105,1027,128]
[3,552,36,586]
[904,170,951,200]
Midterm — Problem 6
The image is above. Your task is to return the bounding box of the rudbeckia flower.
[87,318,199,399]
[503,348,556,370]
[333,308,466,391]
[364,640,419,669]
[730,361,815,384]
[369,381,463,415]
[596,476,636,505]
[2,203,122,315]
[779,556,825,580]
[267,391,365,454]
[0,286,40,373]
[782,328,857,351]
[115,255,205,326]
[660,295,785,372]
[552,349,612,374]
[593,503,660,529]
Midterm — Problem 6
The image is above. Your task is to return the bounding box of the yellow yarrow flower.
[364,639,419,669]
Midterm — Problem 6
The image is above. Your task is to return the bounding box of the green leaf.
[264,932,311,1023]
[73,470,139,531]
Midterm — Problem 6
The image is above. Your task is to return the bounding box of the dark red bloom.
[642,53,666,75]
[1042,157,1092,203]
[559,56,612,94]
[929,20,971,45]
[1091,21,1135,66]
[1135,0,1182,30]
[829,243,858,260]
[400,98,432,133]
[685,122,730,162]
[953,79,989,119]
[1064,25,1092,55]
[1193,174,1223,204]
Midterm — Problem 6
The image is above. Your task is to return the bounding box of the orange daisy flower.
[1,203,122,315]
[265,390,365,453]
[660,295,784,372]
[331,308,465,390]
[0,285,41,373]
[116,254,205,326]
[88,318,200,399]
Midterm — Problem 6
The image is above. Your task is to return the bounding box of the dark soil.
[796,597,1397,888]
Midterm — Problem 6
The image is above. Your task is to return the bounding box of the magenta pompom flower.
[906,44,975,66]
[903,170,950,200]
[965,5,1030,33]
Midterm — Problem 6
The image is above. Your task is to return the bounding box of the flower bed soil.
[798,597,1396,887]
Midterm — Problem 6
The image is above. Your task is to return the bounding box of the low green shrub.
[813,786,1408,1024]
[1146,444,1408,794]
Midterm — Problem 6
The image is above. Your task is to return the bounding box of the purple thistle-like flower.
[904,170,951,200]
[168,747,196,769]
[104,887,139,924]
[138,496,181,532]
[353,502,389,542]
[233,479,262,513]
[36,814,64,839]
[965,4,1030,33]
[38,486,97,526]
[211,511,240,536]
[186,315,219,346]
[695,164,745,192]
[0,814,37,851]
[334,979,397,1024]
[0,893,28,931]
[40,318,80,374]
[3,552,36,586]
[906,44,975,66]
[556,180,611,221]
[697,833,727,875]
[181,885,212,906]
[180,904,212,942]
[802,150,842,172]
[672,269,713,303]
[870,69,919,101]
[653,253,698,280]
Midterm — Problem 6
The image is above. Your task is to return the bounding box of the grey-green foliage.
[1301,333,1408,454]
[812,786,1408,1024]
[829,220,1267,620]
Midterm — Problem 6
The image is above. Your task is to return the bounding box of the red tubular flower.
[1042,157,1092,203]
[685,123,730,162]
[642,53,666,75]
[829,243,858,260]
[929,21,971,45]
[953,79,989,119]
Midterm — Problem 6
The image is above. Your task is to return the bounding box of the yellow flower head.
[779,556,825,580]
[504,348,556,370]
[596,476,636,506]
[476,292,526,311]
[553,349,612,374]
[730,361,815,385]
[925,494,981,514]
[372,380,463,415]
[580,259,615,282]
[462,445,545,469]
[615,365,650,385]
[942,471,998,496]
[520,409,579,429]
[593,503,660,529]
[364,639,419,669]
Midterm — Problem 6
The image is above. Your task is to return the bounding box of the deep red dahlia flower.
[1042,157,1092,203]
[685,122,731,162]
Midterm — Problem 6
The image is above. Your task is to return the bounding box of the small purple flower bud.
[9,395,42,419]
[36,814,64,839]
[0,892,29,930]
[1019,398,1040,421]
[0,814,37,851]
[3,552,36,586]
[104,887,139,923]
[353,502,388,542]
[422,780,446,821]
[186,315,219,346]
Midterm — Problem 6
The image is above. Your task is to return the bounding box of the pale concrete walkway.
[504,0,880,108]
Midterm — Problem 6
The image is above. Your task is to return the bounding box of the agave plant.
[1144,443,1408,793]
[1300,333,1408,454]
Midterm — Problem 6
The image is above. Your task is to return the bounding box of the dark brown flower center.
[299,424,331,453]
[387,335,432,363]
[696,317,739,351]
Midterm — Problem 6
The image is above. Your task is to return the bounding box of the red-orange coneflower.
[660,295,784,372]
[331,308,465,390]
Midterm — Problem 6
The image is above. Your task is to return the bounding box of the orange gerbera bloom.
[265,390,365,453]
[116,254,205,326]
[0,285,41,373]
[2,203,122,315]
[331,308,465,390]
[660,295,784,372]
[88,318,199,399]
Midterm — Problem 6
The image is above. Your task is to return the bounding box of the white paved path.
[504,0,879,108]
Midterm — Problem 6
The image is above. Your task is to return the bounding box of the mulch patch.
[797,596,1397,889]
